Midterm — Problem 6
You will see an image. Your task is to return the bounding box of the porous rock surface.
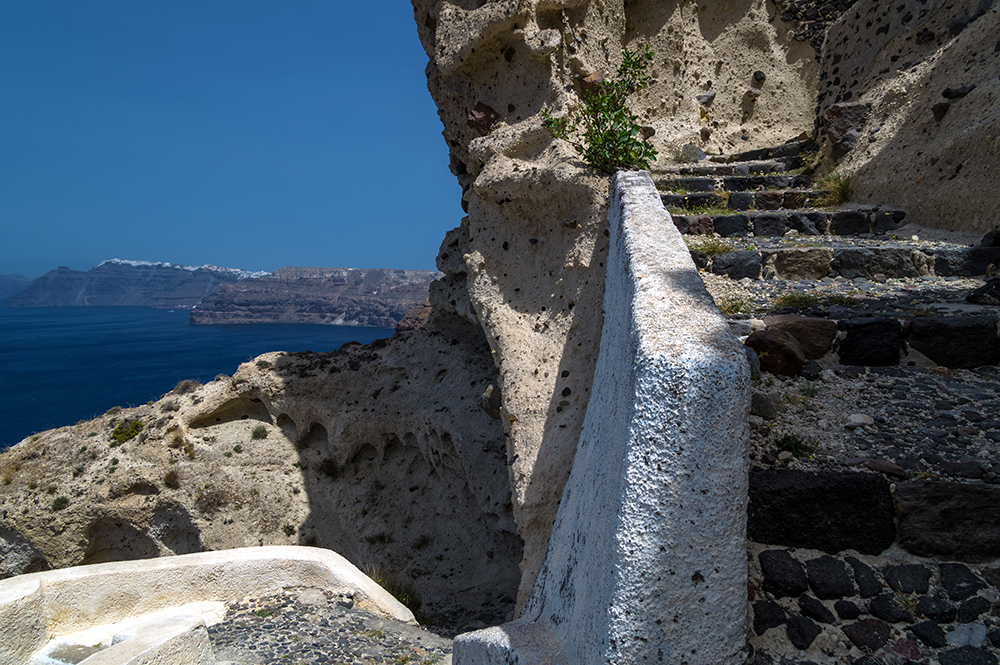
[412,0,821,606]
[819,0,1000,234]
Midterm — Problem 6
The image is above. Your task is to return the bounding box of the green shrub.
[256,360,272,370]
[282,524,296,537]
[233,445,243,454]
[51,496,69,511]
[363,564,423,616]
[250,425,268,440]
[542,46,658,173]
[111,420,143,445]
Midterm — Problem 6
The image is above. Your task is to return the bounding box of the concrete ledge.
[455,171,750,664]
[0,546,414,664]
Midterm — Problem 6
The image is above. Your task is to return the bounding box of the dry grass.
[814,171,854,206]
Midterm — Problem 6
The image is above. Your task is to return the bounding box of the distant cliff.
[0,274,30,304]
[4,260,266,310]
[188,267,440,328]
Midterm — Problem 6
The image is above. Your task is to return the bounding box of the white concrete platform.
[0,546,414,665]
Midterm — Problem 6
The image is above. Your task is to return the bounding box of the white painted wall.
[454,171,750,664]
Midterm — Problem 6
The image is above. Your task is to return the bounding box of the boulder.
[838,317,904,366]
[712,250,762,280]
[748,469,895,554]
[895,481,1000,559]
[966,278,1000,305]
[713,214,750,237]
[829,210,870,236]
[752,213,787,237]
[823,102,871,159]
[832,247,933,279]
[744,329,807,376]
[763,314,837,359]
[765,248,833,281]
[936,248,1000,276]
[908,313,1000,368]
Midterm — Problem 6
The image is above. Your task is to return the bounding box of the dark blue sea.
[0,307,393,450]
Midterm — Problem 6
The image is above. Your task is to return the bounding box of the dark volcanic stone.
[830,210,870,235]
[915,595,957,623]
[786,615,822,650]
[939,646,998,665]
[835,600,862,620]
[755,192,784,211]
[744,330,807,377]
[752,213,787,236]
[753,599,788,635]
[910,620,948,648]
[842,618,892,651]
[759,549,809,598]
[940,563,988,601]
[713,214,750,237]
[712,250,762,280]
[870,593,916,624]
[982,230,1000,247]
[729,191,754,210]
[884,565,931,594]
[958,596,991,622]
[806,556,855,599]
[799,595,836,624]
[895,481,1000,559]
[753,600,788,635]
[846,556,883,598]
[967,278,1000,306]
[749,469,895,554]
[909,313,1000,369]
[788,212,829,235]
[838,317,904,367]
[935,247,1000,276]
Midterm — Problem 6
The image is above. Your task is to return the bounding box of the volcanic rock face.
[189,268,441,328]
[411,0,819,606]
[0,313,523,617]
[818,0,1000,234]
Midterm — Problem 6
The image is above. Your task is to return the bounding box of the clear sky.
[0,2,461,279]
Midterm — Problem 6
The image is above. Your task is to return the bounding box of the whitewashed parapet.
[454,171,750,664]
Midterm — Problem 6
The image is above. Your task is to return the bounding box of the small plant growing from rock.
[542,46,658,173]
[51,496,69,511]
[774,431,815,457]
[815,171,854,206]
[163,469,180,489]
[282,524,296,537]
[172,379,201,395]
[251,425,268,440]
[256,360,272,370]
[111,420,143,445]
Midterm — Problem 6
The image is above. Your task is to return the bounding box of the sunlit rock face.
[410,0,817,606]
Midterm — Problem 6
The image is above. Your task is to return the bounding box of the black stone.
[869,593,915,624]
[884,565,932,594]
[713,214,750,237]
[842,618,892,651]
[806,556,855,599]
[939,646,998,665]
[910,620,948,648]
[943,85,977,99]
[933,102,952,122]
[689,250,709,270]
[798,595,836,624]
[958,596,991,622]
[711,250,762,280]
[915,595,957,623]
[759,549,809,598]
[989,627,1000,648]
[909,313,1000,369]
[940,563,988,601]
[754,70,767,82]
[982,230,1000,247]
[846,557,883,598]
[801,360,822,381]
[749,469,895,554]
[935,247,1000,276]
[788,212,829,235]
[728,192,754,211]
[786,615,821,650]
[753,599,788,635]
[967,278,1000,306]
[895,480,1000,559]
[838,317,904,367]
[752,213,787,237]
[835,599,862,620]
[830,210,870,235]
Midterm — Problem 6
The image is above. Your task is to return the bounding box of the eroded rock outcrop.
[817,0,1000,234]
[412,0,819,605]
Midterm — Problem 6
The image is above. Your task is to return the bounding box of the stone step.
[673,208,906,236]
[654,160,791,179]
[692,241,1000,281]
[662,190,831,213]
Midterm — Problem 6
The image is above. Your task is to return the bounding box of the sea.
[0,307,394,451]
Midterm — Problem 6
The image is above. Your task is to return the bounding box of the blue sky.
[0,2,461,279]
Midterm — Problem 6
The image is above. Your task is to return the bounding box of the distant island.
[189,267,439,328]
[0,274,31,304]
[4,259,440,327]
